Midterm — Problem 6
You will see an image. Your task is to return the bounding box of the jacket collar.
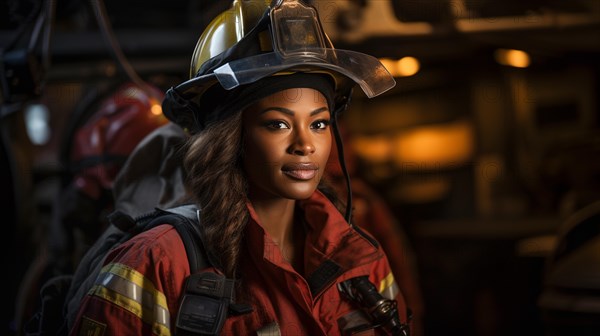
[244,190,381,276]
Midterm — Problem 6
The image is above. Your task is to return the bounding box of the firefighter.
[70,1,411,335]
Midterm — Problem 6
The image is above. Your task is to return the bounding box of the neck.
[250,196,296,245]
[249,193,306,274]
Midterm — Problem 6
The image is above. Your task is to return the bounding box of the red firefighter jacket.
[69,190,410,335]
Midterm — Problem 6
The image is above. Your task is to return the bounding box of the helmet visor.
[213,49,395,98]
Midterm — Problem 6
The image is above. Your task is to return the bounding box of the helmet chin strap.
[331,102,353,225]
[331,99,380,248]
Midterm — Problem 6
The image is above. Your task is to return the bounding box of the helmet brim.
[177,48,395,100]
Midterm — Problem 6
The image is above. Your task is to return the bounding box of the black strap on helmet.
[331,102,353,225]
[331,98,381,246]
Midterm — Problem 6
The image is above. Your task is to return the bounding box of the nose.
[288,129,315,156]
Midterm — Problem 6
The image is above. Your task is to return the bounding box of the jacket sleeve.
[68,225,189,336]
[368,252,413,329]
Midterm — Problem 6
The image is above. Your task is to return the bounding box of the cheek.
[243,134,281,179]
[245,134,280,163]
[319,135,333,165]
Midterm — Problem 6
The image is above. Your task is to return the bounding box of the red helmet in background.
[69,82,167,200]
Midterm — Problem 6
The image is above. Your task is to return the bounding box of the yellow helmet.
[163,0,395,132]
[189,0,271,79]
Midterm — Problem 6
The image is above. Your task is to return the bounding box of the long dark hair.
[183,110,344,278]
[184,111,247,278]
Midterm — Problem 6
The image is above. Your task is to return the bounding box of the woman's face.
[242,87,332,201]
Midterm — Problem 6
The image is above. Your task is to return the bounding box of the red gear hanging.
[70,82,167,200]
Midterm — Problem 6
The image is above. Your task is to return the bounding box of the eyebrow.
[259,106,329,116]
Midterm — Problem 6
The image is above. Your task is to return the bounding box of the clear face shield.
[212,0,395,98]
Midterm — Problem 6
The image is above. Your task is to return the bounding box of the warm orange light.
[379,57,421,77]
[494,49,531,68]
[379,58,397,76]
[396,57,420,77]
[391,179,451,204]
[351,135,393,163]
[393,120,474,168]
[150,103,163,116]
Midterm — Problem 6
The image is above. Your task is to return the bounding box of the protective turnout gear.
[69,191,411,335]
[162,0,395,133]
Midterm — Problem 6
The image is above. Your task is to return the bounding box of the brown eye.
[265,120,289,130]
[311,119,330,130]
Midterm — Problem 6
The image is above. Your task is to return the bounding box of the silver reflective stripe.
[94,269,171,330]
[256,321,282,336]
[337,310,371,331]
[380,281,400,301]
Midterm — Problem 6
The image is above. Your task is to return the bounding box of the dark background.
[2,0,599,335]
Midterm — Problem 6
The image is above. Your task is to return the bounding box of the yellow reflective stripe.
[378,271,399,300]
[90,285,171,336]
[99,263,169,309]
[379,272,395,293]
[88,263,171,336]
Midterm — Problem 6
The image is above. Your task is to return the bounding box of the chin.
[279,183,319,200]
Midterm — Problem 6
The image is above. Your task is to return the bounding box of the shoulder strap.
[114,205,253,335]
[152,205,253,335]
[145,204,211,273]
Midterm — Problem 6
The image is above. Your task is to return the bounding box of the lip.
[282,162,319,181]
